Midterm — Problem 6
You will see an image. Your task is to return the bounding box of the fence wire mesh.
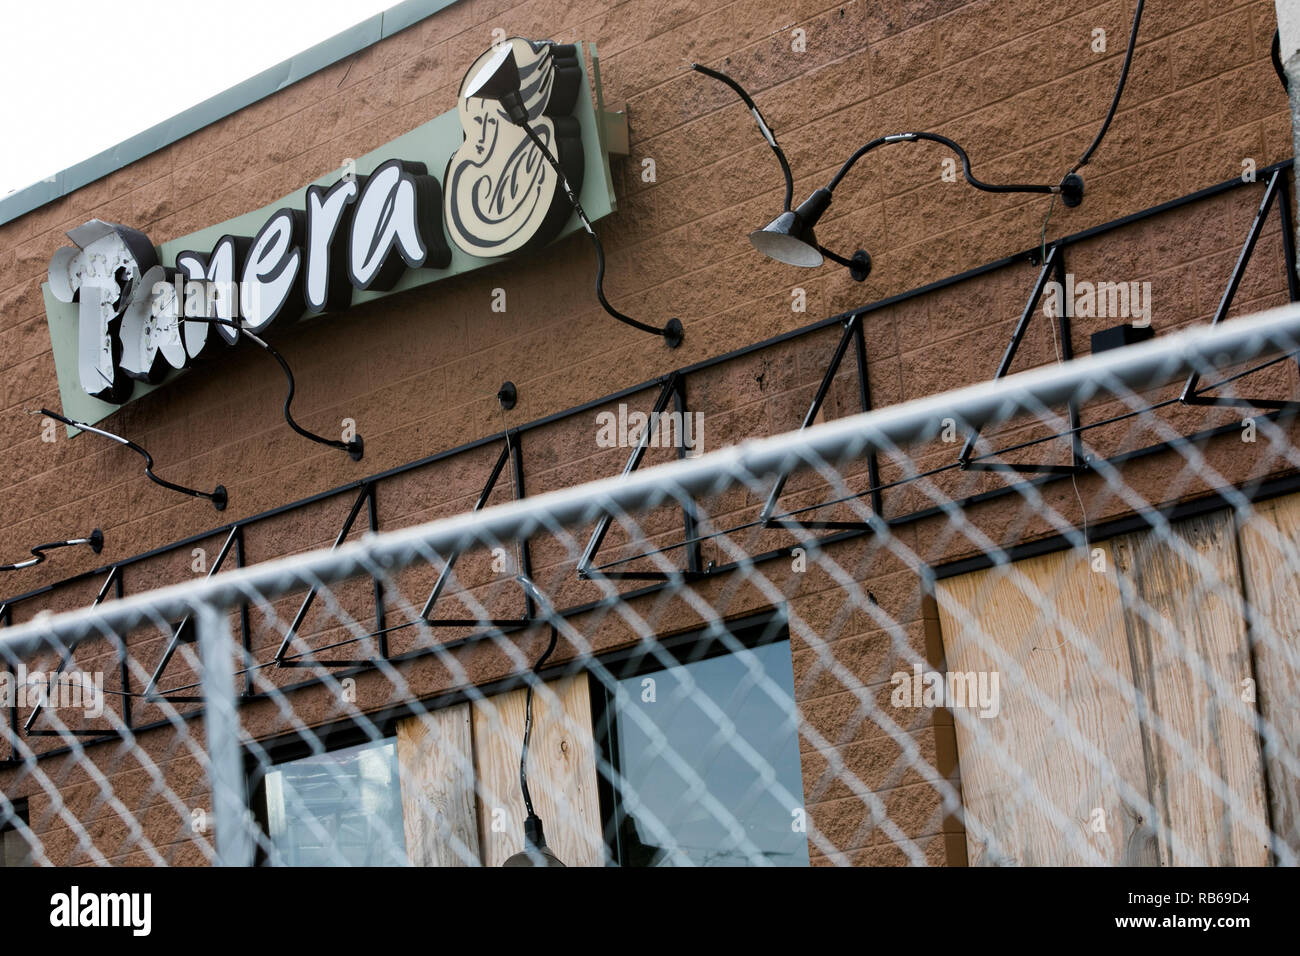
[3,305,1300,867]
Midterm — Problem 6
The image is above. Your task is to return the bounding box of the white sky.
[0,0,406,197]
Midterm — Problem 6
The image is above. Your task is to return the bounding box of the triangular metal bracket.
[577,372,709,581]
[22,567,130,737]
[404,429,534,631]
[759,313,886,532]
[274,483,384,668]
[276,433,538,667]
[144,526,242,703]
[956,242,1090,477]
[1181,166,1300,411]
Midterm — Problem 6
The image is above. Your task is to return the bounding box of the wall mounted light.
[35,409,227,510]
[182,316,363,461]
[688,64,881,279]
[502,574,567,867]
[466,43,684,349]
[751,131,1082,279]
[695,0,1148,284]
[0,529,102,572]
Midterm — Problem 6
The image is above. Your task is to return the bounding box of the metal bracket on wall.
[276,432,540,666]
[274,483,386,668]
[759,313,884,531]
[957,243,1089,476]
[23,566,132,738]
[6,162,1300,739]
[407,429,535,630]
[579,372,708,581]
[1181,166,1300,411]
[143,526,243,704]
[601,109,629,156]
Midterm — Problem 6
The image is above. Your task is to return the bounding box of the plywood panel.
[1113,511,1269,865]
[395,703,480,866]
[472,673,603,867]
[936,546,1153,865]
[1235,493,1300,862]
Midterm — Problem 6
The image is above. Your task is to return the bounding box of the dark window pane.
[608,638,809,866]
[260,738,406,866]
[1,827,32,867]
[0,801,32,868]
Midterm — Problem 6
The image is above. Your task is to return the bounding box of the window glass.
[259,738,406,866]
[1,802,32,867]
[601,635,809,866]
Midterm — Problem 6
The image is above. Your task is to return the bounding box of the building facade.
[1,0,1297,866]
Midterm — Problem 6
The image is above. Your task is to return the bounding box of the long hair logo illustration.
[445,38,585,258]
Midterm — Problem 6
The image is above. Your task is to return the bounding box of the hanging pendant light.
[502,814,566,867]
[502,575,566,866]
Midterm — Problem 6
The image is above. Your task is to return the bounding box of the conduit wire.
[182,316,364,460]
[0,531,103,572]
[33,408,227,510]
[520,622,560,820]
[1041,0,1146,259]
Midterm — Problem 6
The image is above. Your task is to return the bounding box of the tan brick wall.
[1,0,1294,864]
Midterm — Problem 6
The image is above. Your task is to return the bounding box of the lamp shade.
[749,188,833,267]
[503,845,567,867]
[502,814,566,867]
[464,43,521,100]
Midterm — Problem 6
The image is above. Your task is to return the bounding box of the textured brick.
[0,0,1292,867]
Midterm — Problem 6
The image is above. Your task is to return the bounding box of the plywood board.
[395,703,480,866]
[1112,511,1269,865]
[471,673,603,867]
[936,545,1152,865]
[1235,493,1300,862]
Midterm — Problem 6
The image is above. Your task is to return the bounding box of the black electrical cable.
[182,316,363,460]
[516,122,684,348]
[694,66,1082,280]
[829,131,1062,196]
[0,530,102,572]
[691,63,795,212]
[692,66,1076,201]
[1068,0,1145,176]
[1035,3,1146,261]
[519,622,559,820]
[1273,29,1290,92]
[36,408,227,510]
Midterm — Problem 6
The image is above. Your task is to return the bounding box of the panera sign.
[43,39,614,423]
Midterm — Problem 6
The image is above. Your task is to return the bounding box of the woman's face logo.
[470,104,499,156]
[444,39,585,258]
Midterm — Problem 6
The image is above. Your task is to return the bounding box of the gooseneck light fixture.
[182,316,364,461]
[697,0,1147,280]
[36,409,228,510]
[691,63,876,279]
[749,132,1083,278]
[502,574,567,867]
[0,529,102,572]
[465,44,684,349]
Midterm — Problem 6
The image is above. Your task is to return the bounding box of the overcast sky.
[0,0,404,197]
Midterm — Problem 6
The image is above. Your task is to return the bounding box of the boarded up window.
[935,509,1272,866]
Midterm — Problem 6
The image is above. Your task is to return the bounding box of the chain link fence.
[3,305,1300,867]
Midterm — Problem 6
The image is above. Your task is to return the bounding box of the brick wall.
[0,0,1293,864]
